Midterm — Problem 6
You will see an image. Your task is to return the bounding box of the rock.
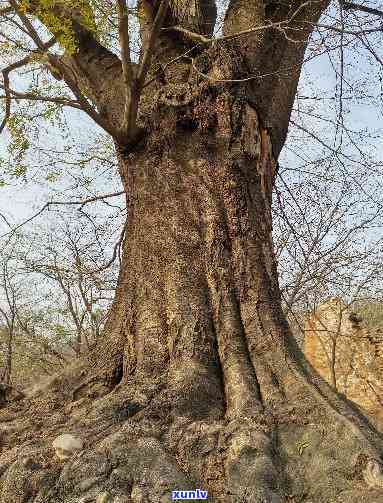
[64,398,89,416]
[96,492,112,503]
[52,433,83,460]
[363,459,383,489]
[304,298,383,425]
[24,375,60,399]
[78,476,102,491]
[131,485,145,503]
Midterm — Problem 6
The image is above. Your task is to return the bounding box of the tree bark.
[70,61,383,500]
[3,327,13,386]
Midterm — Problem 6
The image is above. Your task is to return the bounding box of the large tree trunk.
[58,73,382,502]
[114,95,280,420]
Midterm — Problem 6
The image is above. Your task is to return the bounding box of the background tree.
[21,214,116,356]
[0,212,116,386]
[0,1,383,502]
[0,240,18,386]
[274,165,383,344]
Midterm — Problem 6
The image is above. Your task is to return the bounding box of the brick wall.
[304,297,383,424]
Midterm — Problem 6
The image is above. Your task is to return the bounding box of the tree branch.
[46,54,124,140]
[161,25,211,44]
[0,86,82,109]
[8,0,49,50]
[0,5,14,16]
[222,0,331,157]
[163,20,278,46]
[0,36,56,133]
[137,0,169,90]
[341,0,383,18]
[116,0,169,143]
[0,191,126,238]
[17,0,125,130]
[313,22,383,35]
[117,0,134,131]
[0,55,31,134]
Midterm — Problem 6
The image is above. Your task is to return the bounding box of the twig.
[0,191,126,238]
[9,0,48,50]
[341,0,383,19]
[313,22,383,35]
[0,36,56,133]
[162,1,314,47]
[162,25,211,43]
[0,5,14,16]
[0,212,11,228]
[0,54,31,133]
[0,86,82,109]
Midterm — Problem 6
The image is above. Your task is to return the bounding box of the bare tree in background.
[0,242,18,385]
[274,160,383,344]
[22,214,116,356]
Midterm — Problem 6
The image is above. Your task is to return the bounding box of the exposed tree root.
[1,368,383,503]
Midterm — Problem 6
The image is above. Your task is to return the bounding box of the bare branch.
[136,0,169,90]
[89,221,127,274]
[313,22,383,35]
[341,0,383,18]
[75,191,125,210]
[164,21,276,45]
[117,0,134,130]
[166,2,328,48]
[0,54,31,134]
[0,86,82,109]
[0,191,126,238]
[0,212,11,229]
[116,0,169,143]
[0,5,14,16]
[8,0,48,50]
[0,36,57,133]
[162,25,211,44]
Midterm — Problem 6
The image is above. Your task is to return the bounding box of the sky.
[0,1,382,241]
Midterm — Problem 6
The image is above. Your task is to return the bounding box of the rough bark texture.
[1,1,383,502]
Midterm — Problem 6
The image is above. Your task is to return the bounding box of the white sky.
[0,2,382,233]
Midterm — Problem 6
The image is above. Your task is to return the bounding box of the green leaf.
[12,164,28,177]
[46,171,60,182]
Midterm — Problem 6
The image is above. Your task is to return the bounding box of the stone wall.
[304,297,383,424]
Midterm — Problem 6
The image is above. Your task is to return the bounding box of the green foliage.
[45,171,60,182]
[4,115,31,181]
[0,157,7,187]
[20,0,98,54]
[11,164,28,178]
[7,114,30,160]
[53,323,73,343]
